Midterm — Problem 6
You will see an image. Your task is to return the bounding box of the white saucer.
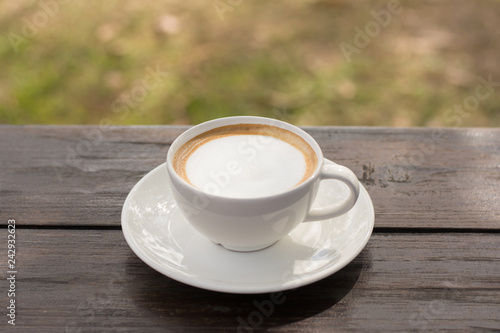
[121,159,374,294]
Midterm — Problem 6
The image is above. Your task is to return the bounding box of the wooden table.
[1,125,499,332]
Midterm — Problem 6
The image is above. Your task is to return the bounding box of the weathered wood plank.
[0,229,499,332]
[1,125,499,228]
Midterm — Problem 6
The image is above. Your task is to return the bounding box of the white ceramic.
[166,116,360,251]
[121,160,374,294]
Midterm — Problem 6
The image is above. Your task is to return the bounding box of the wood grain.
[1,125,499,228]
[1,229,499,332]
[1,125,498,332]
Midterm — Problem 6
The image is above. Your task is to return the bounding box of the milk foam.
[185,135,307,198]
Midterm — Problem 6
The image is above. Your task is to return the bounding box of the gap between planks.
[1,225,500,234]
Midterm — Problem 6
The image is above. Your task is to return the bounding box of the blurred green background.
[1,0,500,126]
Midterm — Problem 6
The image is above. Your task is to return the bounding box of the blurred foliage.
[1,0,500,126]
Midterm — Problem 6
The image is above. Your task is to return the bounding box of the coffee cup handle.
[303,163,360,222]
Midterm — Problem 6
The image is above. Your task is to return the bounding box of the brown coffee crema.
[173,124,318,188]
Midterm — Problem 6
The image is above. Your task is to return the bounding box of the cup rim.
[166,116,324,201]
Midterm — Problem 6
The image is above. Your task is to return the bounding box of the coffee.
[173,124,318,198]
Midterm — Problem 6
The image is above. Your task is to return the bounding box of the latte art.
[173,124,318,198]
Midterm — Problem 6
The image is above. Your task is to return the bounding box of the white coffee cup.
[166,116,360,252]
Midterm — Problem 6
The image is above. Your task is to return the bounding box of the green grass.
[1,0,499,127]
